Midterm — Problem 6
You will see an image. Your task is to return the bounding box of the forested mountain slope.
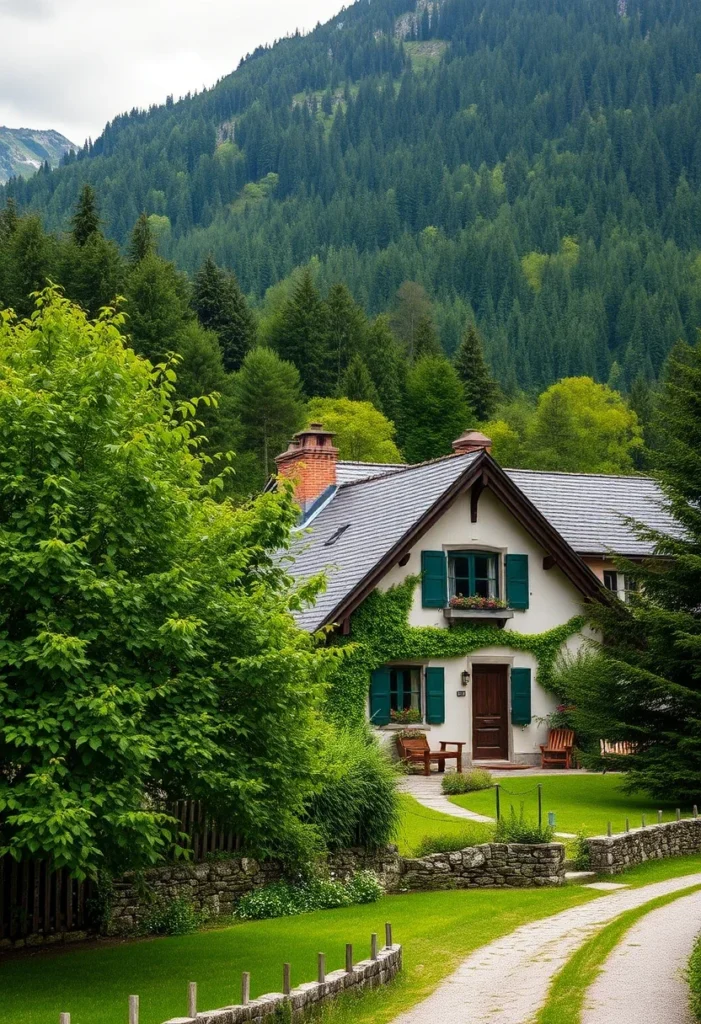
[5,0,701,389]
[0,127,75,184]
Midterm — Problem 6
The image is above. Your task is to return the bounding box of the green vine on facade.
[329,577,584,725]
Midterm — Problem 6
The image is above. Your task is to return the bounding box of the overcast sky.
[0,0,347,146]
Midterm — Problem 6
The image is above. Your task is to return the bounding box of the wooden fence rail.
[1,801,241,944]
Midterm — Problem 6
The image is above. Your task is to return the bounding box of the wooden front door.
[472,665,509,761]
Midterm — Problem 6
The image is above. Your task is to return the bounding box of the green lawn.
[450,773,692,836]
[7,855,701,1024]
[394,793,493,856]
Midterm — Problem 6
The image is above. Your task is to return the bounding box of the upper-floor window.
[449,551,500,600]
[604,570,638,603]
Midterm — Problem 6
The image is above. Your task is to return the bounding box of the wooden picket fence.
[0,801,241,944]
[0,857,93,944]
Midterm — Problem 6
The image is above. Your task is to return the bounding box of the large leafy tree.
[559,342,701,801]
[524,377,643,473]
[0,289,336,877]
[306,397,402,463]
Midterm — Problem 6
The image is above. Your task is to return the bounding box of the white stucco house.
[272,424,675,767]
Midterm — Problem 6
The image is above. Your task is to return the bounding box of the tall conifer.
[453,324,500,421]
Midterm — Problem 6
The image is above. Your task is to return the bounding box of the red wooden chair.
[540,728,575,769]
[397,735,465,776]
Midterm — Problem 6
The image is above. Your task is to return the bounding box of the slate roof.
[504,469,676,557]
[290,452,480,632]
[336,461,405,485]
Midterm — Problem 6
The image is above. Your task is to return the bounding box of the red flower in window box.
[449,596,508,610]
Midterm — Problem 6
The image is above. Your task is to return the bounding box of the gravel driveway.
[390,873,701,1024]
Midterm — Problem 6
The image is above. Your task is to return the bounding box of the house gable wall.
[373,486,589,762]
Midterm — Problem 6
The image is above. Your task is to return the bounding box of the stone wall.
[110,848,403,936]
[164,945,402,1024]
[401,842,565,890]
[586,818,701,875]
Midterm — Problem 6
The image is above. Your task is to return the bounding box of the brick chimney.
[275,423,339,508]
[452,430,493,455]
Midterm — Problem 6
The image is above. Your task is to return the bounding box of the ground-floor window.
[389,666,423,714]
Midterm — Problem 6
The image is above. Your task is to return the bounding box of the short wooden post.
[495,784,501,822]
[241,973,250,1006]
[385,922,393,948]
[317,953,326,984]
[345,943,354,973]
[371,933,378,961]
[129,995,139,1024]
[188,983,197,1019]
[642,815,646,828]
[694,805,698,819]
[607,821,612,837]
[658,810,663,824]
[283,963,291,997]
[625,818,630,832]
[676,808,681,821]
[59,1015,70,1024]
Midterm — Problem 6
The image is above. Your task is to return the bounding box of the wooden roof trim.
[319,451,607,631]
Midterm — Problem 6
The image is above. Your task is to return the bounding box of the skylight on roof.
[324,524,351,547]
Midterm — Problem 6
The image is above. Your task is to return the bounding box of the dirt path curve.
[582,887,701,1024]
[390,872,701,1024]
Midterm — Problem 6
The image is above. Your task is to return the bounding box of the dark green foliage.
[59,233,123,318]
[361,316,407,426]
[454,324,499,421]
[557,341,701,802]
[128,213,155,264]
[689,933,701,1021]
[340,354,380,407]
[235,871,383,921]
[307,728,400,851]
[414,826,494,856]
[72,184,100,246]
[413,315,442,360]
[6,0,701,387]
[273,270,333,397]
[142,896,207,936]
[326,282,367,387]
[441,770,493,796]
[192,255,256,372]
[403,356,469,463]
[124,252,191,362]
[232,347,306,482]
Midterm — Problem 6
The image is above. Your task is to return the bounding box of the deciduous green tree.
[0,288,336,877]
[306,397,402,463]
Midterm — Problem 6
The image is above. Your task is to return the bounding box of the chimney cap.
[294,421,336,441]
[452,430,493,454]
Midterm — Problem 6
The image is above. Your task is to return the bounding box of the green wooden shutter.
[421,551,447,608]
[506,554,530,609]
[425,667,445,724]
[369,668,391,726]
[511,667,532,725]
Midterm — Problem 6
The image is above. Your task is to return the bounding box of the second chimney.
[275,423,339,509]
[452,430,493,455]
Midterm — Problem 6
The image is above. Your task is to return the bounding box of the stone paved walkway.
[398,775,493,823]
[390,872,701,1024]
[582,887,701,1024]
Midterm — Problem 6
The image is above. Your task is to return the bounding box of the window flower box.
[449,596,508,611]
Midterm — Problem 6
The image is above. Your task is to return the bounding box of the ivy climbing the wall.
[328,577,584,725]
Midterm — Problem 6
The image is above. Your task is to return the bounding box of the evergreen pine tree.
[341,354,380,407]
[402,356,469,463]
[72,184,100,246]
[192,255,256,372]
[454,324,500,421]
[361,316,407,428]
[326,282,367,386]
[233,347,306,481]
[128,213,155,264]
[560,341,701,801]
[124,253,191,363]
[275,269,333,397]
[413,315,442,359]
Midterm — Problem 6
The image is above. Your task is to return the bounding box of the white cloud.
[0,0,346,145]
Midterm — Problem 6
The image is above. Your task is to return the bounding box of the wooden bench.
[397,735,465,776]
[600,740,638,756]
[540,728,575,769]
